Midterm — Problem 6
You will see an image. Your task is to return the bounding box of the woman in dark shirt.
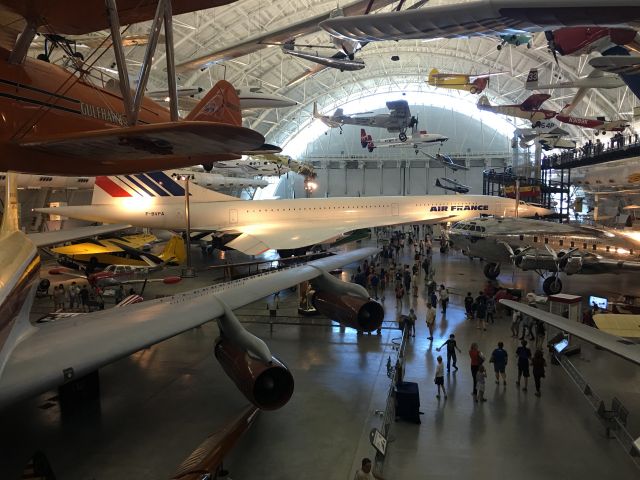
[532,349,547,397]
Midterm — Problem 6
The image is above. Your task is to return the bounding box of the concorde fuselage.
[44,195,544,231]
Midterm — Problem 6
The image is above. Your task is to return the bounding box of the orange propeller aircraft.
[0,0,266,175]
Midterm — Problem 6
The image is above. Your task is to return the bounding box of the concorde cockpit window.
[519,235,524,241]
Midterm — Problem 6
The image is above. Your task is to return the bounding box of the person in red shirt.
[469,342,484,399]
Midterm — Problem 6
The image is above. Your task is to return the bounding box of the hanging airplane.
[424,153,470,171]
[279,39,365,71]
[555,106,630,135]
[525,68,626,92]
[0,1,267,175]
[497,33,533,50]
[477,94,557,125]
[313,100,418,141]
[427,68,503,94]
[572,158,640,192]
[449,216,640,295]
[435,178,470,194]
[36,172,551,257]
[208,158,289,177]
[515,127,577,150]
[0,173,385,411]
[148,86,297,111]
[360,128,448,153]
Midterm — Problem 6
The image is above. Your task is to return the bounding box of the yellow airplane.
[52,234,186,269]
[427,68,502,94]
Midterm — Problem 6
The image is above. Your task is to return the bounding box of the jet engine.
[518,255,558,272]
[214,299,294,410]
[214,337,294,410]
[310,269,384,332]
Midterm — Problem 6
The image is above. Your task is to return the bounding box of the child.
[476,364,487,402]
[435,356,447,399]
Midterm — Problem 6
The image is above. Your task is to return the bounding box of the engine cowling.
[518,255,558,272]
[561,256,583,275]
[214,337,294,411]
[312,290,384,332]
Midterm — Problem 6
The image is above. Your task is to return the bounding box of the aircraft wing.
[386,100,410,119]
[0,248,377,408]
[520,93,551,111]
[223,213,457,255]
[27,224,131,248]
[500,300,640,366]
[175,0,396,72]
[12,122,264,175]
[319,0,640,42]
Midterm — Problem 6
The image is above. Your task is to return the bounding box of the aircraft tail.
[559,104,573,117]
[525,68,538,89]
[477,95,491,108]
[185,80,242,127]
[427,68,438,85]
[92,172,239,205]
[0,172,19,235]
[159,235,186,265]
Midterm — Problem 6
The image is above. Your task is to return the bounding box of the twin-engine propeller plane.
[314,100,417,141]
[449,216,640,295]
[0,0,265,175]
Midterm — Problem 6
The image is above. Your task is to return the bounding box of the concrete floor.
[1,238,639,479]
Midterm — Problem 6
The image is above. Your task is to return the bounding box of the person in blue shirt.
[490,341,508,386]
[515,340,532,391]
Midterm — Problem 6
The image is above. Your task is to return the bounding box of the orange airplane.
[0,0,266,175]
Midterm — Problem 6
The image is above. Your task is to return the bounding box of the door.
[229,209,238,224]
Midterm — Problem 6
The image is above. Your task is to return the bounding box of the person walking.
[476,364,487,402]
[437,334,461,372]
[486,295,496,324]
[395,283,405,313]
[464,292,474,320]
[515,340,532,391]
[354,457,385,480]
[475,291,487,330]
[490,341,508,385]
[531,349,547,397]
[406,308,417,337]
[114,284,125,304]
[403,266,411,294]
[439,285,449,315]
[53,285,65,311]
[511,309,521,338]
[434,356,447,399]
[370,271,379,300]
[411,272,418,297]
[68,282,79,310]
[429,289,438,312]
[469,342,483,399]
[535,320,546,350]
[79,285,90,312]
[425,303,436,340]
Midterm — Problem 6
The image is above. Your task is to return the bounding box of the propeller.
[500,242,532,282]
[545,31,559,65]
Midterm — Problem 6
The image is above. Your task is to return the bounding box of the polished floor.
[1,237,639,479]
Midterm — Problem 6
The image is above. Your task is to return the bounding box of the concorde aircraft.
[449,217,640,295]
[36,172,551,257]
[0,172,382,411]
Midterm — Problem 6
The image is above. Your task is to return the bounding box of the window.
[533,236,538,243]
[592,244,597,251]
[570,241,575,248]
[583,243,587,249]
[606,246,610,252]
[559,239,564,246]
[544,238,549,244]
[519,234,524,241]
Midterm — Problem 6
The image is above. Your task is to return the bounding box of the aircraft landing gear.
[542,276,562,295]
[399,131,407,142]
[483,262,500,280]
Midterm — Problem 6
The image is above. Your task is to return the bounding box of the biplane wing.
[6,122,264,175]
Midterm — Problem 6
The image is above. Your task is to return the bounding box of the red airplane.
[546,27,639,59]
[0,0,266,175]
[555,105,630,134]
[477,93,557,125]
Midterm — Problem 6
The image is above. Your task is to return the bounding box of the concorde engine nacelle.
[310,269,384,332]
[214,299,294,410]
[214,337,294,410]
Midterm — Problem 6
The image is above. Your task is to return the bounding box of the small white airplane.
[477,94,557,125]
[360,128,448,153]
[313,100,417,141]
[209,158,288,177]
[424,153,470,171]
[36,171,551,257]
[0,173,383,410]
[525,68,625,91]
[435,178,470,194]
[515,127,576,151]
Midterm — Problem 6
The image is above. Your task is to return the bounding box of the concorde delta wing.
[27,224,131,248]
[500,300,640,366]
[0,248,377,408]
